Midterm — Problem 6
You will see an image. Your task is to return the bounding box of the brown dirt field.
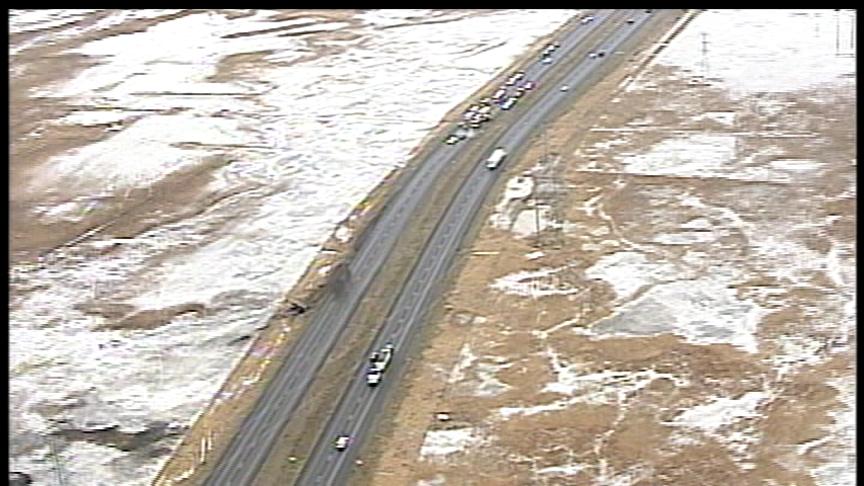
[358,10,854,486]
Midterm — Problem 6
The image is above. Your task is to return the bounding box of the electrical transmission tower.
[531,122,567,249]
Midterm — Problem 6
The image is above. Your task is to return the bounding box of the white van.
[485,147,507,170]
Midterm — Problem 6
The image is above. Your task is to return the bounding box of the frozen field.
[9,9,577,485]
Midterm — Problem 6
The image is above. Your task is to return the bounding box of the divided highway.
[204,9,656,486]
[298,9,659,486]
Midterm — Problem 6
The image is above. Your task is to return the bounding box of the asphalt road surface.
[296,9,662,486]
[202,11,638,485]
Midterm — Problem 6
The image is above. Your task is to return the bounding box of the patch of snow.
[334,225,352,243]
[695,111,736,126]
[416,474,447,486]
[32,114,248,195]
[679,217,713,230]
[768,158,823,172]
[591,138,628,151]
[511,206,555,238]
[768,335,825,381]
[810,374,856,486]
[10,9,102,34]
[419,427,483,458]
[472,360,513,397]
[33,197,108,224]
[490,175,534,230]
[10,10,185,57]
[654,10,856,96]
[652,230,718,245]
[448,343,477,384]
[542,350,688,405]
[10,440,132,486]
[665,391,771,431]
[593,463,654,486]
[490,266,582,298]
[664,391,773,465]
[58,110,145,126]
[498,398,573,419]
[824,243,848,288]
[618,134,737,178]
[576,278,766,353]
[532,317,581,341]
[536,463,586,476]
[617,132,839,185]
[584,251,681,302]
[499,347,687,418]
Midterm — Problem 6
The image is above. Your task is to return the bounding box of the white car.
[560,85,569,92]
[445,135,460,145]
[366,368,382,386]
[500,97,517,110]
[541,57,552,64]
[581,15,595,24]
[334,435,351,451]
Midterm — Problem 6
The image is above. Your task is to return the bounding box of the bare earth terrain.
[361,10,855,486]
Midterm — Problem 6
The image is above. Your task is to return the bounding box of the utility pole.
[49,437,68,486]
[542,121,549,164]
[835,10,840,55]
[533,123,549,247]
[533,194,542,247]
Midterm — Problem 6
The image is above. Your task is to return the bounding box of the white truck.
[366,343,394,386]
[485,147,507,170]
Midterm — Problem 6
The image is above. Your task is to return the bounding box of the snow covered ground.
[9,9,577,486]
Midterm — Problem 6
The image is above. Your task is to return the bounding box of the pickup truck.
[366,343,394,386]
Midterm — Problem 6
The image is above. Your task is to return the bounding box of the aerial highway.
[203,9,663,486]
[297,9,664,486]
